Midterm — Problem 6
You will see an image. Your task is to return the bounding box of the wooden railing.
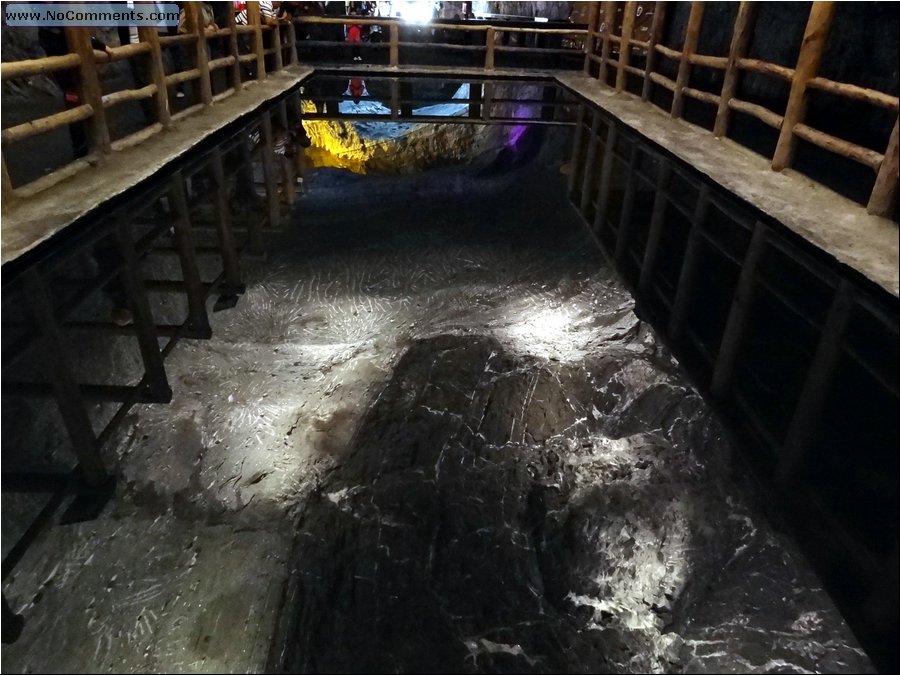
[292,15,588,70]
[582,1,899,218]
[1,1,299,200]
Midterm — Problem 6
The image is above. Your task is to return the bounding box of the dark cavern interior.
[0,2,897,673]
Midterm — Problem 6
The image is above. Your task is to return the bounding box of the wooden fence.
[582,1,899,218]
[1,2,299,199]
[292,15,587,70]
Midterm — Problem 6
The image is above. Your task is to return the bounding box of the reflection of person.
[345,78,368,104]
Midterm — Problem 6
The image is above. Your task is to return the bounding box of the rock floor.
[1,150,874,673]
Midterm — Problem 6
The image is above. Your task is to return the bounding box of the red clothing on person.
[347,24,362,43]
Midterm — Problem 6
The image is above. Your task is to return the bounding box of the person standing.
[347,10,363,62]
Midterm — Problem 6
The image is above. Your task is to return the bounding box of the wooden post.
[259,114,281,229]
[711,221,768,397]
[614,143,641,265]
[485,27,495,70]
[777,279,854,485]
[272,22,283,71]
[168,173,213,339]
[185,3,212,105]
[390,78,400,120]
[113,221,172,403]
[225,8,243,92]
[64,27,110,154]
[580,111,602,216]
[583,1,600,75]
[208,149,244,293]
[597,1,616,85]
[714,2,757,138]
[24,269,110,488]
[616,2,637,92]
[138,27,171,126]
[390,23,399,66]
[638,162,672,295]
[669,185,710,340]
[867,117,899,217]
[482,82,494,122]
[567,105,587,201]
[772,2,836,171]
[641,3,667,101]
[249,1,267,80]
[594,125,619,234]
[287,17,299,66]
[2,157,15,201]
[671,1,705,119]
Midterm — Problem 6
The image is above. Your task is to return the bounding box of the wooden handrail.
[728,98,784,129]
[1,53,81,80]
[101,84,157,108]
[807,76,899,111]
[1,104,94,144]
[792,123,884,170]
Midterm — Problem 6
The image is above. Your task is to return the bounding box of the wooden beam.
[485,27,495,70]
[567,105,587,202]
[614,143,641,266]
[671,2,705,119]
[641,2,667,101]
[113,220,172,402]
[669,185,710,340]
[208,148,244,293]
[23,269,109,488]
[579,110,603,216]
[389,23,399,66]
[868,117,899,217]
[64,27,110,154]
[583,1,600,75]
[225,9,243,91]
[594,125,619,237]
[168,173,213,338]
[597,1,617,85]
[272,23,283,71]
[772,2,836,171]
[616,2,637,92]
[711,221,769,397]
[777,279,855,486]
[137,28,170,126]
[259,113,281,229]
[185,3,212,105]
[714,2,758,138]
[638,163,673,295]
[248,1,267,80]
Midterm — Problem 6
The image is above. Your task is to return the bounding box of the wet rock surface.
[2,147,872,673]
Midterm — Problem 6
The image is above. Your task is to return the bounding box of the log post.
[772,2,836,171]
[225,8,243,91]
[583,1,600,75]
[485,27,495,70]
[287,17,299,66]
[272,22,283,71]
[641,3,667,101]
[185,3,212,104]
[671,1,705,119]
[64,27,110,154]
[138,27,171,126]
[867,117,898,217]
[597,1,616,85]
[616,1,637,92]
[714,2,757,138]
[249,1,267,80]
[390,23,399,66]
[2,157,15,201]
[777,279,854,486]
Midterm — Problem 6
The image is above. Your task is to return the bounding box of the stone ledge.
[1,66,313,267]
